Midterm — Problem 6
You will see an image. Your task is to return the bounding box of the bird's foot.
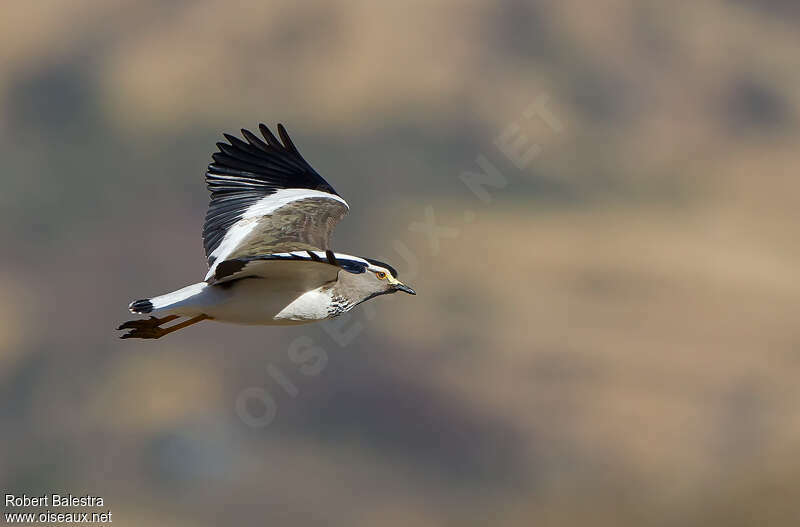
[117,315,178,339]
[117,314,209,340]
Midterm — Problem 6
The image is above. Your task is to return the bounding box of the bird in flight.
[118,123,415,339]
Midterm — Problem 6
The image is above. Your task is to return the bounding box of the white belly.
[156,279,333,325]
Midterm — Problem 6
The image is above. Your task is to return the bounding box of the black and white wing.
[208,250,371,286]
[203,123,349,281]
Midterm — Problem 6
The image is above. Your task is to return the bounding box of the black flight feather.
[202,123,341,264]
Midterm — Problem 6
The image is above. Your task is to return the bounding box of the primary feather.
[203,124,349,279]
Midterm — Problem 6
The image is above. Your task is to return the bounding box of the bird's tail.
[117,283,210,339]
[126,282,207,316]
[129,298,154,314]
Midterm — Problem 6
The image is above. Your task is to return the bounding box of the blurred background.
[2,1,799,525]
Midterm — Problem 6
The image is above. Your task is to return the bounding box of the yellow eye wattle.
[375,271,387,280]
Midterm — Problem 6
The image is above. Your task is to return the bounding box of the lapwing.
[118,124,415,339]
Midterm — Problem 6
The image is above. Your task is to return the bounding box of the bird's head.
[338,258,415,305]
[364,259,416,296]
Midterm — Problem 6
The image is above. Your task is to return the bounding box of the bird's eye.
[375,271,387,280]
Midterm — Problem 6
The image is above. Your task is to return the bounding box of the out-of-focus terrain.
[1,1,799,525]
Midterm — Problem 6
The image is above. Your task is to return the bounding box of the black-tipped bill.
[395,284,416,295]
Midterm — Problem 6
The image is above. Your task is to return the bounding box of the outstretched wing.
[203,123,349,281]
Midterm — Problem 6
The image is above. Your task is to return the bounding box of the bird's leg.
[153,314,180,325]
[118,314,208,339]
[154,314,210,337]
[118,315,179,331]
